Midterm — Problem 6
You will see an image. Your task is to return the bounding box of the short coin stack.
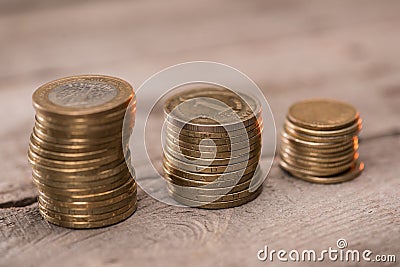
[279,99,364,184]
[28,75,137,228]
[162,88,264,209]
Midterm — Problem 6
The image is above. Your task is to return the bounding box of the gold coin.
[31,157,131,182]
[165,134,262,153]
[39,187,136,209]
[34,119,133,139]
[284,125,356,143]
[280,134,355,152]
[38,193,135,215]
[28,141,113,161]
[280,160,364,184]
[29,151,131,174]
[32,167,131,189]
[28,148,123,169]
[39,201,136,229]
[38,199,136,222]
[281,131,353,148]
[32,172,131,196]
[164,138,260,159]
[164,171,262,194]
[32,126,129,145]
[165,128,262,146]
[280,157,356,177]
[284,118,361,137]
[163,143,261,166]
[163,159,259,183]
[29,132,127,153]
[38,178,136,202]
[33,75,134,116]
[165,125,263,146]
[280,139,356,156]
[168,186,262,209]
[164,118,263,139]
[163,151,260,174]
[280,151,357,169]
[167,181,263,202]
[279,144,356,163]
[164,87,261,132]
[35,104,136,128]
[287,99,359,130]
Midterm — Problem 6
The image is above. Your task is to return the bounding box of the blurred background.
[1,0,399,266]
[1,0,399,132]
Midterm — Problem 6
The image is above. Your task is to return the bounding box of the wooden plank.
[1,134,399,267]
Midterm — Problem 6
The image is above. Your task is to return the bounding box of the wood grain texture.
[0,0,399,266]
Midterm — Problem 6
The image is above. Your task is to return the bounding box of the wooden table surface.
[0,0,399,266]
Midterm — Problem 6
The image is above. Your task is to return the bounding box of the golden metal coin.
[32,170,131,190]
[29,151,131,174]
[28,148,123,169]
[34,119,133,139]
[31,157,131,182]
[280,157,356,177]
[169,186,262,209]
[281,131,353,148]
[287,99,359,130]
[279,144,356,163]
[38,193,135,215]
[28,141,116,161]
[284,118,361,137]
[33,75,134,116]
[280,160,364,184]
[164,171,262,194]
[166,171,263,199]
[164,118,263,139]
[168,181,263,202]
[32,172,131,196]
[39,178,136,202]
[29,131,128,153]
[165,134,261,153]
[164,138,260,159]
[163,151,260,174]
[163,159,259,183]
[284,125,356,143]
[280,151,357,170]
[39,187,136,209]
[165,128,262,146]
[164,87,261,132]
[39,201,136,229]
[163,144,261,166]
[38,199,136,222]
[32,126,129,145]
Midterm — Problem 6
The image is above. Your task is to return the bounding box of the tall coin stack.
[28,75,137,228]
[279,99,364,184]
[162,88,264,209]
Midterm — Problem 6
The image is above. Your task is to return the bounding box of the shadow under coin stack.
[279,99,364,184]
[28,75,137,228]
[162,88,263,209]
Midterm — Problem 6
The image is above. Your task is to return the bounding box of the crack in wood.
[0,196,37,209]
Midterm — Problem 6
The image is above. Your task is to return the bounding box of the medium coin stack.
[28,75,137,228]
[279,99,364,184]
[162,88,264,209]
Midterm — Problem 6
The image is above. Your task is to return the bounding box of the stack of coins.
[162,88,264,209]
[28,75,137,228]
[279,99,364,184]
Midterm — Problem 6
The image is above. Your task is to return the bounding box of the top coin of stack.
[28,75,137,228]
[162,87,264,209]
[279,99,364,184]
